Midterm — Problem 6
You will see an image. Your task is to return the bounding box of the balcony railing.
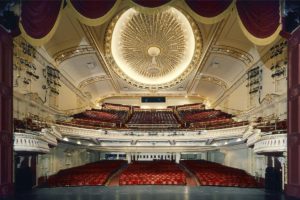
[253,134,287,154]
[14,132,50,153]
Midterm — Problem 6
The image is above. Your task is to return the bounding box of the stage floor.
[4,186,295,200]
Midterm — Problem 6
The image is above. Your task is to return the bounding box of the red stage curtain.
[70,0,117,19]
[132,0,171,8]
[20,0,62,40]
[185,0,232,17]
[236,0,281,39]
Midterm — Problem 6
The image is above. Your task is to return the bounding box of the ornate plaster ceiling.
[105,7,202,90]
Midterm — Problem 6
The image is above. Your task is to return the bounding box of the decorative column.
[0,27,14,197]
[175,153,180,164]
[286,26,300,198]
[278,157,286,191]
[127,153,131,164]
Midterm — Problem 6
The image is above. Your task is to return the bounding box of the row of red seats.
[47,160,126,187]
[119,161,186,185]
[255,120,287,133]
[128,111,179,125]
[182,160,262,188]
[191,118,234,128]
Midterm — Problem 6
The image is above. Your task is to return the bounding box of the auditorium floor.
[4,186,297,200]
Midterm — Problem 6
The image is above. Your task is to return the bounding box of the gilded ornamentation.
[78,75,111,89]
[105,7,202,89]
[210,45,253,66]
[198,74,228,89]
[53,45,95,64]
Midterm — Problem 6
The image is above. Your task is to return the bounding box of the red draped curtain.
[17,0,282,46]
[185,0,232,18]
[236,0,281,39]
[70,0,117,19]
[19,0,63,46]
[132,0,171,8]
[67,0,120,26]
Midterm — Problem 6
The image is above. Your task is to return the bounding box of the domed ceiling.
[105,7,202,90]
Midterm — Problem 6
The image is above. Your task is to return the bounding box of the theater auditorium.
[0,0,300,200]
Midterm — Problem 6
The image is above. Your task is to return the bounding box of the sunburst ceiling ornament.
[105,7,202,90]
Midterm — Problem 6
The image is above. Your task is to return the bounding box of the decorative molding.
[105,8,202,90]
[14,132,50,153]
[253,134,287,154]
[53,45,95,64]
[213,39,287,107]
[237,93,287,121]
[53,124,249,142]
[187,18,227,93]
[81,24,121,92]
[196,74,228,89]
[212,73,248,107]
[78,75,111,89]
[210,45,253,66]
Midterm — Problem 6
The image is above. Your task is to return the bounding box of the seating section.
[182,160,262,188]
[57,103,249,130]
[47,160,126,187]
[119,161,186,185]
[255,120,287,133]
[14,118,49,132]
[127,109,180,128]
[59,108,129,129]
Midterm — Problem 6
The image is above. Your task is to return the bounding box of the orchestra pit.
[1,0,300,200]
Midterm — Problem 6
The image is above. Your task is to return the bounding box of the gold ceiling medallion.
[105,7,202,90]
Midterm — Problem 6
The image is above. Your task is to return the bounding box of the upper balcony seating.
[254,120,287,133]
[181,160,262,188]
[175,103,205,111]
[177,108,242,129]
[119,161,186,185]
[59,108,130,129]
[57,103,249,130]
[14,118,49,132]
[127,109,180,128]
[102,103,131,111]
[47,160,126,187]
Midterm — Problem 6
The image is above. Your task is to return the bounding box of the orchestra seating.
[47,160,126,187]
[181,160,262,188]
[127,109,180,128]
[119,161,186,185]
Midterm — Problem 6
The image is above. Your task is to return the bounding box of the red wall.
[286,26,300,198]
[0,27,14,196]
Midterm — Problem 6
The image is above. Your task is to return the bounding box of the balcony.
[253,134,287,154]
[14,132,50,153]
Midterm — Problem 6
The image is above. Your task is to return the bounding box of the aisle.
[106,165,128,186]
[179,164,199,186]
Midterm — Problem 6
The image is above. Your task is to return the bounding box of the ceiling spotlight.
[77,141,81,145]
[63,137,69,142]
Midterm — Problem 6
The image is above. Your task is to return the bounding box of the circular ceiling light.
[105,7,202,89]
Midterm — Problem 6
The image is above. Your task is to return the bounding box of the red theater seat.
[45,160,126,187]
[119,161,186,186]
[181,160,262,188]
